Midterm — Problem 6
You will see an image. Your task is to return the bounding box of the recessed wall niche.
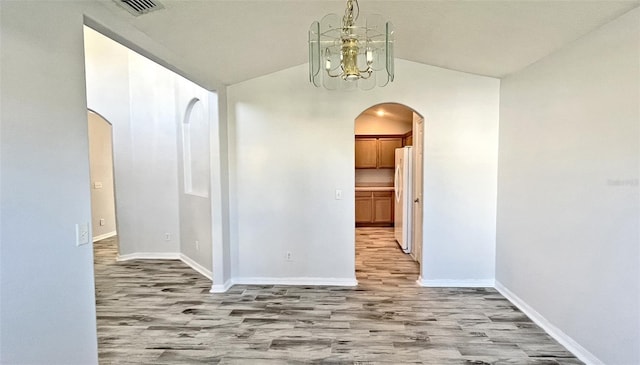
[182,98,210,197]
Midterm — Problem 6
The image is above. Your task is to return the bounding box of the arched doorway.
[87,109,118,248]
[354,103,425,285]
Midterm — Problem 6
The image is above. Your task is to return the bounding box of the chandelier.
[309,0,394,90]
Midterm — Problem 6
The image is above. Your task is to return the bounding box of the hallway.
[93,231,581,364]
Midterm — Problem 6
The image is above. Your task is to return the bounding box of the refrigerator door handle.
[394,165,402,202]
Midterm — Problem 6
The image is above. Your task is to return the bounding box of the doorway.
[354,103,424,284]
[87,110,118,248]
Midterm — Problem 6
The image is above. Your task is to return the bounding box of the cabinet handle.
[414,198,420,203]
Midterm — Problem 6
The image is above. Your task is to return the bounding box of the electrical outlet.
[99,218,105,226]
[164,233,171,241]
[286,251,292,261]
[195,240,200,251]
[76,223,90,246]
[335,189,343,200]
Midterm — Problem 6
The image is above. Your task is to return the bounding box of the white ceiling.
[100,0,640,85]
[359,103,414,124]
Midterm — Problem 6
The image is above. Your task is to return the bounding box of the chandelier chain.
[343,0,359,29]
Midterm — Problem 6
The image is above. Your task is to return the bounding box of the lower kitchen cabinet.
[355,190,394,226]
[373,192,393,223]
[355,192,373,223]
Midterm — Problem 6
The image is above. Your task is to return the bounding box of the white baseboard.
[179,253,212,280]
[116,252,181,261]
[495,281,604,365]
[116,252,213,280]
[417,276,495,287]
[93,231,117,242]
[210,279,234,293]
[233,277,358,287]
[209,277,358,293]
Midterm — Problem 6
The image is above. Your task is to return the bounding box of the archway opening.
[354,102,425,285]
[87,109,118,250]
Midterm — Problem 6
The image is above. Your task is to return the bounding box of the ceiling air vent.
[114,0,164,17]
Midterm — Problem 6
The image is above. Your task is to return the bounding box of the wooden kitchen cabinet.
[355,191,374,223]
[355,190,394,226]
[377,138,403,168]
[403,133,413,146]
[354,138,378,168]
[355,136,402,169]
[373,191,394,223]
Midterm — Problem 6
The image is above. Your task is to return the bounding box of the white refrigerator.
[394,146,412,253]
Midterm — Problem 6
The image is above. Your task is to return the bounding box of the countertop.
[355,183,394,192]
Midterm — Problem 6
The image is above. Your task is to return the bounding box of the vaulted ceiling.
[99,0,640,85]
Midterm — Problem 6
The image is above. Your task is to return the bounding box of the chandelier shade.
[309,0,394,90]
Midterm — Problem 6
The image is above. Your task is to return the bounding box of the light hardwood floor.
[94,228,582,364]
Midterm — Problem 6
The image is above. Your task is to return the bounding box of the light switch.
[335,189,343,200]
[94,182,103,189]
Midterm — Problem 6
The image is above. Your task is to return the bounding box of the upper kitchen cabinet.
[377,138,402,168]
[355,138,378,168]
[403,132,413,146]
[355,136,403,169]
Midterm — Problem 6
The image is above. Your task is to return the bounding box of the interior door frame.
[412,113,424,267]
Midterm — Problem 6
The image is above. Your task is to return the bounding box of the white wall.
[88,111,117,239]
[227,59,499,285]
[0,2,99,363]
[496,8,640,365]
[0,2,231,362]
[210,88,233,290]
[176,80,215,276]
[129,48,182,254]
[83,26,133,255]
[85,27,180,256]
[84,27,218,276]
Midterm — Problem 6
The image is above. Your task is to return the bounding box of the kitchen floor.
[94,230,582,364]
[355,227,419,286]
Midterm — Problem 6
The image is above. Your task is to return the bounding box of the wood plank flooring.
[94,228,582,364]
